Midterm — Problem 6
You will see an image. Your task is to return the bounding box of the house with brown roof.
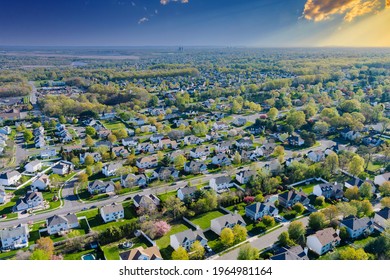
[119,246,163,260]
[306,227,341,255]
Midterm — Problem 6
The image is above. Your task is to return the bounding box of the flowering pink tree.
[243,196,255,205]
[154,220,171,238]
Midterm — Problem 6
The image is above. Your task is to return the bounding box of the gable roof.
[341,216,373,231]
[212,213,246,229]
[271,245,309,260]
[309,227,340,246]
[0,224,28,241]
[120,246,162,260]
[214,175,231,185]
[376,207,390,220]
[172,229,207,244]
[101,203,124,214]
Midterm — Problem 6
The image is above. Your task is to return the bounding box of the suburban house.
[14,191,44,212]
[210,213,247,236]
[190,147,211,159]
[153,167,180,181]
[374,172,390,186]
[0,126,12,135]
[184,161,207,174]
[306,227,341,255]
[278,190,310,208]
[40,148,57,159]
[46,213,79,235]
[340,216,374,239]
[24,160,43,173]
[0,170,21,186]
[0,224,29,250]
[233,117,247,127]
[177,185,197,201]
[121,174,147,188]
[0,186,6,204]
[245,201,279,221]
[288,135,305,147]
[79,152,102,164]
[150,133,164,143]
[235,138,253,149]
[212,154,232,166]
[52,161,74,175]
[374,207,390,230]
[119,246,163,260]
[270,245,309,260]
[307,150,325,162]
[215,141,234,153]
[170,229,208,251]
[100,203,124,223]
[31,174,50,191]
[209,175,232,191]
[137,143,155,154]
[122,137,138,147]
[158,138,178,150]
[133,194,160,209]
[183,135,203,145]
[313,182,344,200]
[102,162,121,177]
[112,146,130,158]
[344,177,375,192]
[236,170,256,185]
[213,121,228,130]
[88,180,115,194]
[341,129,361,141]
[136,155,158,169]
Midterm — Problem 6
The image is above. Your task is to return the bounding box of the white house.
[121,174,147,188]
[245,202,279,221]
[340,216,374,239]
[307,150,325,162]
[0,126,12,135]
[52,161,74,175]
[236,170,256,185]
[374,207,390,230]
[136,155,158,169]
[102,162,122,177]
[31,174,50,191]
[210,213,247,236]
[213,121,228,130]
[212,154,231,166]
[40,148,57,159]
[46,213,79,235]
[158,138,177,150]
[0,224,29,250]
[215,141,233,153]
[184,161,207,174]
[14,191,44,212]
[122,137,138,147]
[170,229,208,251]
[177,185,197,201]
[190,147,210,159]
[0,170,21,186]
[24,160,42,173]
[133,194,160,209]
[150,134,164,143]
[88,180,115,194]
[209,176,232,191]
[0,186,6,204]
[306,228,341,256]
[236,138,253,149]
[79,152,102,164]
[374,172,390,186]
[100,203,124,223]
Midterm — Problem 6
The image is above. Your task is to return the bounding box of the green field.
[188,210,225,230]
[101,236,149,260]
[101,120,126,130]
[155,223,189,250]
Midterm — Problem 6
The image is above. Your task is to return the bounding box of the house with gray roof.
[46,213,79,235]
[374,207,390,230]
[210,213,247,236]
[177,185,197,201]
[170,229,208,251]
[87,180,115,195]
[133,194,160,209]
[278,189,310,208]
[100,203,124,223]
[236,170,256,185]
[270,245,309,260]
[245,201,279,221]
[0,170,21,186]
[209,175,232,192]
[102,162,122,177]
[313,182,344,199]
[340,216,374,239]
[14,191,44,212]
[0,186,6,204]
[184,161,207,174]
[0,224,29,250]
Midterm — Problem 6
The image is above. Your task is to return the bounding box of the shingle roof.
[310,227,340,246]
[341,216,373,231]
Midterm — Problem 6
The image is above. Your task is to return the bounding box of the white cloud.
[138,17,149,24]
[160,0,189,5]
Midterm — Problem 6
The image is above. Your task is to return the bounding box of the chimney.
[304,247,309,255]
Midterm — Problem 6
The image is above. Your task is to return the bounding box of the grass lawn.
[0,250,19,260]
[367,161,382,172]
[189,210,225,230]
[155,223,189,250]
[42,191,61,209]
[293,181,320,195]
[101,236,149,260]
[157,190,176,203]
[102,120,126,130]
[203,230,224,254]
[226,202,246,216]
[77,188,109,202]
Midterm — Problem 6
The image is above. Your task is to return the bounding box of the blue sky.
[0,0,388,46]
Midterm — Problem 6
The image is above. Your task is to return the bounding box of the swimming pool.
[81,253,96,260]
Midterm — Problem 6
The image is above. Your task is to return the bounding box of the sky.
[0,0,389,47]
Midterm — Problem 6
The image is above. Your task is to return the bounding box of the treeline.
[0,82,31,97]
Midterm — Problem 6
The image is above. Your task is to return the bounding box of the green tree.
[112,129,128,140]
[278,231,294,247]
[324,152,339,175]
[233,151,242,165]
[379,181,390,197]
[308,212,327,231]
[85,135,94,147]
[232,224,247,243]
[86,166,93,177]
[71,157,80,168]
[288,221,306,244]
[322,205,339,223]
[59,115,66,124]
[359,182,373,200]
[94,161,103,174]
[338,247,368,260]
[85,126,96,136]
[381,197,390,208]
[237,244,259,260]
[273,145,285,157]
[23,130,33,142]
[286,110,306,129]
[339,227,349,241]
[108,134,117,144]
[174,155,187,170]
[337,202,358,218]
[220,228,235,248]
[262,215,275,227]
[292,203,305,214]
[172,246,189,260]
[345,186,360,201]
[190,241,205,260]
[268,107,279,120]
[348,155,365,177]
[84,155,94,166]
[164,196,187,220]
[29,249,50,260]
[315,196,325,206]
